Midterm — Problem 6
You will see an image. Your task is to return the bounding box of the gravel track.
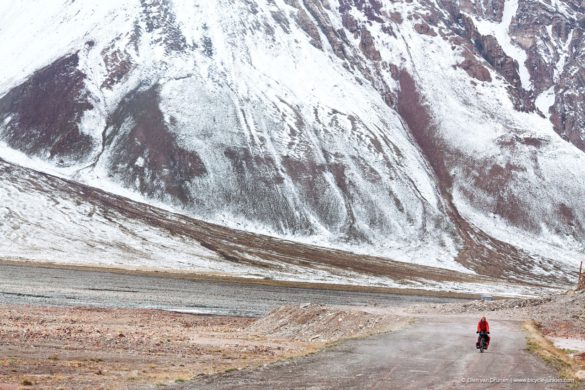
[181,317,569,389]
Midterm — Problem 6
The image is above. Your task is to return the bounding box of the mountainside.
[5,157,543,295]
[0,0,584,280]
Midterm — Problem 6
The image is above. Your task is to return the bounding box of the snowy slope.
[0,0,584,282]
[0,0,461,269]
[374,0,585,266]
[0,158,232,272]
[0,157,381,284]
[2,158,554,295]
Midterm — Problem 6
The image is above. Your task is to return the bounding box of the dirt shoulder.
[0,304,408,390]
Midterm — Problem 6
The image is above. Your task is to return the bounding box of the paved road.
[181,317,569,389]
[0,263,466,317]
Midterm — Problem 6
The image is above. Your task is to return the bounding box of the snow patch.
[134,156,145,168]
[549,337,585,354]
[535,86,555,119]
[472,0,531,90]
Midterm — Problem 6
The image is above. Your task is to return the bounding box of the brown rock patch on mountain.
[104,86,207,204]
[0,53,94,163]
[415,22,437,36]
[458,57,492,82]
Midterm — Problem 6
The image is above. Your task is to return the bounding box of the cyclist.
[476,316,490,350]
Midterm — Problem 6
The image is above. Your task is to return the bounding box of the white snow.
[553,29,574,81]
[549,337,585,354]
[148,0,462,270]
[472,0,531,90]
[0,0,138,96]
[535,86,555,118]
[373,0,585,277]
[0,0,582,290]
[0,142,79,178]
[0,158,538,295]
[547,337,585,356]
[0,164,233,273]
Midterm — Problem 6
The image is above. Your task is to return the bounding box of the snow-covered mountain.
[0,0,584,282]
[0,157,554,295]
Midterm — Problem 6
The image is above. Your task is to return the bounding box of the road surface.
[0,263,467,317]
[180,317,570,389]
[1,263,567,388]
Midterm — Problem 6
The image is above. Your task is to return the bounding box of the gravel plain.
[0,263,470,317]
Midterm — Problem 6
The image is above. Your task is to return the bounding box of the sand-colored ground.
[0,304,405,389]
[3,291,583,389]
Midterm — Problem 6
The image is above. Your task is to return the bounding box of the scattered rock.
[414,22,437,36]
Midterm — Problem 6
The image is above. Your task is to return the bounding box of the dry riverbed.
[0,304,407,389]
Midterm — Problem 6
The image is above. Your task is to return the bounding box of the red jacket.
[477,319,490,333]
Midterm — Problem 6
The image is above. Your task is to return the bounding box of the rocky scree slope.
[0,0,584,283]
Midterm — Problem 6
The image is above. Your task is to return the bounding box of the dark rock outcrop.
[104,86,207,204]
[0,54,94,163]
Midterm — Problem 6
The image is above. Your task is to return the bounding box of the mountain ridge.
[0,0,584,280]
